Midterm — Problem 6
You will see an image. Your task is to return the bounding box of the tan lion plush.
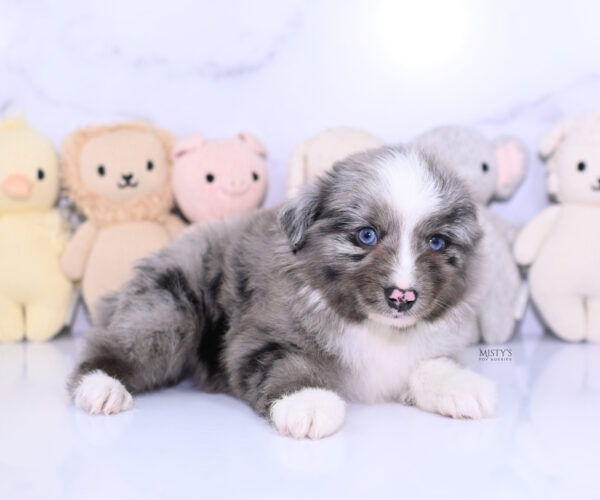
[60,122,184,318]
[0,119,73,342]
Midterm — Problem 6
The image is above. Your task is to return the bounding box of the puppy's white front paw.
[409,358,496,419]
[74,370,133,415]
[431,373,496,419]
[270,388,346,439]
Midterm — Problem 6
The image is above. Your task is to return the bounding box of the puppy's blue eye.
[429,235,446,252]
[358,227,378,246]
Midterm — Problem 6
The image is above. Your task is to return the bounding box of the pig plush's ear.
[493,136,528,201]
[171,134,205,160]
[238,132,267,159]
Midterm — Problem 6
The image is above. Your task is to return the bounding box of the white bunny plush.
[285,127,382,198]
[514,112,600,342]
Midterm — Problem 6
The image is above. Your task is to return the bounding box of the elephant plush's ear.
[171,134,205,160]
[238,132,267,159]
[493,136,528,201]
[538,118,573,161]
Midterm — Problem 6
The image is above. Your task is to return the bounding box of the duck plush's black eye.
[252,171,259,181]
[37,168,45,180]
[357,227,378,246]
[577,161,586,172]
[482,162,489,173]
[147,160,154,171]
[206,173,215,183]
[97,165,106,176]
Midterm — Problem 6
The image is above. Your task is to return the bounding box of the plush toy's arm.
[60,221,98,281]
[41,209,71,254]
[513,206,561,266]
[164,214,186,238]
[486,210,518,243]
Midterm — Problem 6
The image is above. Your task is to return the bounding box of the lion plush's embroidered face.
[80,129,169,202]
[62,123,175,226]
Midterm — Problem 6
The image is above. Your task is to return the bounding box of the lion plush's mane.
[61,122,175,227]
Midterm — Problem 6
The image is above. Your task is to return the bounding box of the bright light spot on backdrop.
[376,0,470,69]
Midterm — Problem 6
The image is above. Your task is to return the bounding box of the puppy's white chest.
[334,322,422,404]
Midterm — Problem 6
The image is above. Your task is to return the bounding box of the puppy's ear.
[279,183,321,251]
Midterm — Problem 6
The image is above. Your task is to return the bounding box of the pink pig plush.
[171,133,268,224]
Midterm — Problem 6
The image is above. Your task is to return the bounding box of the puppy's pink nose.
[389,288,416,302]
[384,287,418,312]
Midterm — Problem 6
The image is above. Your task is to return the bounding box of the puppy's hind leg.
[69,263,203,415]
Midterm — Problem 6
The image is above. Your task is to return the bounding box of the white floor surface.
[1,333,599,500]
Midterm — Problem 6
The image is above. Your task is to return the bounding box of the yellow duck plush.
[0,119,73,342]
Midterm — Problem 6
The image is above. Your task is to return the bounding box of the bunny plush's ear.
[171,134,205,160]
[238,132,267,159]
[538,118,574,161]
[493,136,528,201]
[538,118,578,199]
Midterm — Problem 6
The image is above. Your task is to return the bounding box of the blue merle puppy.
[68,145,496,439]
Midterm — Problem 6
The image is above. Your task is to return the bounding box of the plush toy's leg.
[25,296,70,342]
[464,316,480,345]
[479,289,517,344]
[535,295,586,342]
[0,295,25,342]
[587,297,600,343]
[25,276,72,342]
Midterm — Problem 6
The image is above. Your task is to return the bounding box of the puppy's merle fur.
[69,146,496,439]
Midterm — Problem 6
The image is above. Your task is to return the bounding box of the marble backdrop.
[2,0,599,336]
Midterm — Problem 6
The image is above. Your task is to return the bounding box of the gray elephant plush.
[413,126,528,343]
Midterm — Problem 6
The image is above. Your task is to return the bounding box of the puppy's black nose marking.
[384,287,418,312]
[122,173,134,182]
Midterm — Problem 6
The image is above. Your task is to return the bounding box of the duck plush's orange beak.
[1,173,32,199]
